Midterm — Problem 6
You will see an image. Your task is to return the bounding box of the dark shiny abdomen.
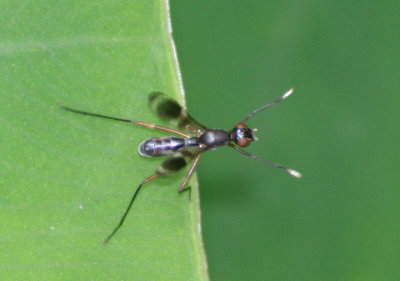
[139,137,199,157]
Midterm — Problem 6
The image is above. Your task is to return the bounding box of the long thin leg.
[133,121,190,138]
[178,152,203,192]
[239,88,294,123]
[104,173,161,244]
[60,106,190,138]
[229,144,302,178]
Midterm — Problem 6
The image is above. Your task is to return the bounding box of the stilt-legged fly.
[61,88,301,244]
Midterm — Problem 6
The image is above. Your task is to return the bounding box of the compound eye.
[237,137,251,147]
[235,122,248,129]
[234,122,253,147]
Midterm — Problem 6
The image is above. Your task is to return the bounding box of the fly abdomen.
[139,137,198,157]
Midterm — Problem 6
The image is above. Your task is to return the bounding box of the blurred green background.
[171,1,400,281]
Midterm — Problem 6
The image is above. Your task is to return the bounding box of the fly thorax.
[199,129,231,148]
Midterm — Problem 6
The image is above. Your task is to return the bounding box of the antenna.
[240,88,294,123]
[229,144,302,178]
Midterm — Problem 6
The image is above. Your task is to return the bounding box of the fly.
[60,89,301,244]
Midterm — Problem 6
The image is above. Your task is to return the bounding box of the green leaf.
[0,1,208,280]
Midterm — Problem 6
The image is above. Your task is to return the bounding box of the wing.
[149,92,207,135]
[156,146,203,176]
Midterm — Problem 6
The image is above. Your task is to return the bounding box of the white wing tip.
[288,169,302,178]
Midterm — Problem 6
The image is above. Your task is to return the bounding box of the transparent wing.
[149,92,207,135]
[156,146,203,175]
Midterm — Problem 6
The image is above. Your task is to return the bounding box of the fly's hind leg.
[104,150,201,244]
[59,106,190,138]
[104,173,161,244]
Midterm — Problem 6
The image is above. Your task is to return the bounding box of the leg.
[229,144,302,178]
[60,106,190,138]
[132,121,190,138]
[180,185,192,200]
[178,152,202,192]
[185,124,200,137]
[104,150,203,244]
[240,88,294,123]
[156,149,202,194]
[104,173,161,244]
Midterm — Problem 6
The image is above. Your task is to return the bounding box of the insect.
[61,89,301,244]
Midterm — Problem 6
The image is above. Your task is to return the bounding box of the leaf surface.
[0,1,208,280]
